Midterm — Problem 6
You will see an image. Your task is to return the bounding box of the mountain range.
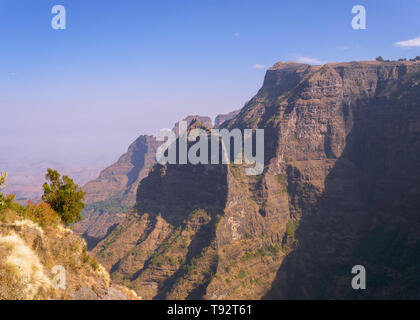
[76,60,420,299]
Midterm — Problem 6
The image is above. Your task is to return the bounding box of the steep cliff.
[73,135,161,249]
[75,115,216,250]
[94,60,420,299]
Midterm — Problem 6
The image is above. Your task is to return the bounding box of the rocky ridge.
[90,60,420,299]
[75,113,239,250]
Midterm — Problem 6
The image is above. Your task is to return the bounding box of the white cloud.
[296,56,323,65]
[394,36,420,48]
[253,64,266,69]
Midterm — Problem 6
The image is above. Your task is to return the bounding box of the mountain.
[75,114,237,250]
[91,60,420,299]
[73,135,162,250]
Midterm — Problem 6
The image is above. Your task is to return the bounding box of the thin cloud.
[394,36,420,48]
[296,56,323,65]
[253,64,266,69]
[233,32,240,37]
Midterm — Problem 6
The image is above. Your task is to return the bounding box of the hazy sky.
[1,0,420,165]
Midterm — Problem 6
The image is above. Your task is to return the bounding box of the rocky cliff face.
[214,110,240,127]
[75,115,218,250]
[73,135,161,249]
[93,60,420,299]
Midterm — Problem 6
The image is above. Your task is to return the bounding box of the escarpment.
[74,115,222,250]
[94,60,420,299]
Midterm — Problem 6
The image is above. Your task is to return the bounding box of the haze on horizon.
[1,0,420,196]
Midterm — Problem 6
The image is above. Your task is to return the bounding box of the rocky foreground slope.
[0,199,139,300]
[91,60,420,299]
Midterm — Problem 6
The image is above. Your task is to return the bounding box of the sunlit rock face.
[91,60,420,299]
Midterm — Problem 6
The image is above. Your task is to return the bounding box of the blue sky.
[1,0,420,165]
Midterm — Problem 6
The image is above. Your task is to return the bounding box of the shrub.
[0,172,7,191]
[0,194,21,214]
[286,219,299,238]
[90,258,100,271]
[42,169,86,226]
[24,201,61,227]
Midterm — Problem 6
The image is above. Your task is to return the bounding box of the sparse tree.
[42,169,85,226]
[0,172,7,191]
[376,56,384,62]
[0,172,7,206]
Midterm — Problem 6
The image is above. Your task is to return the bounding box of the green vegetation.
[188,208,208,220]
[150,252,178,268]
[238,269,247,279]
[90,257,100,271]
[230,164,245,183]
[150,252,166,267]
[184,257,198,273]
[259,244,282,256]
[0,172,9,207]
[286,219,299,237]
[84,196,131,215]
[42,169,86,226]
[276,174,290,195]
[215,214,222,226]
[0,173,113,300]
[276,174,286,185]
[285,219,300,248]
[199,246,209,258]
[240,244,283,262]
[99,218,136,251]
[0,172,7,190]
[0,173,62,227]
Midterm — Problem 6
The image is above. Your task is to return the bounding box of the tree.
[42,169,85,226]
[376,56,384,62]
[0,172,8,206]
[0,172,7,191]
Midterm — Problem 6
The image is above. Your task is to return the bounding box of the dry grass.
[0,232,51,299]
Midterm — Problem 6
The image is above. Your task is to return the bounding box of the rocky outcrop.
[75,115,213,250]
[214,110,240,128]
[73,135,161,249]
[83,135,161,207]
[94,60,420,299]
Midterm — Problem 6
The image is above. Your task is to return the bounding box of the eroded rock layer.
[94,60,420,299]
